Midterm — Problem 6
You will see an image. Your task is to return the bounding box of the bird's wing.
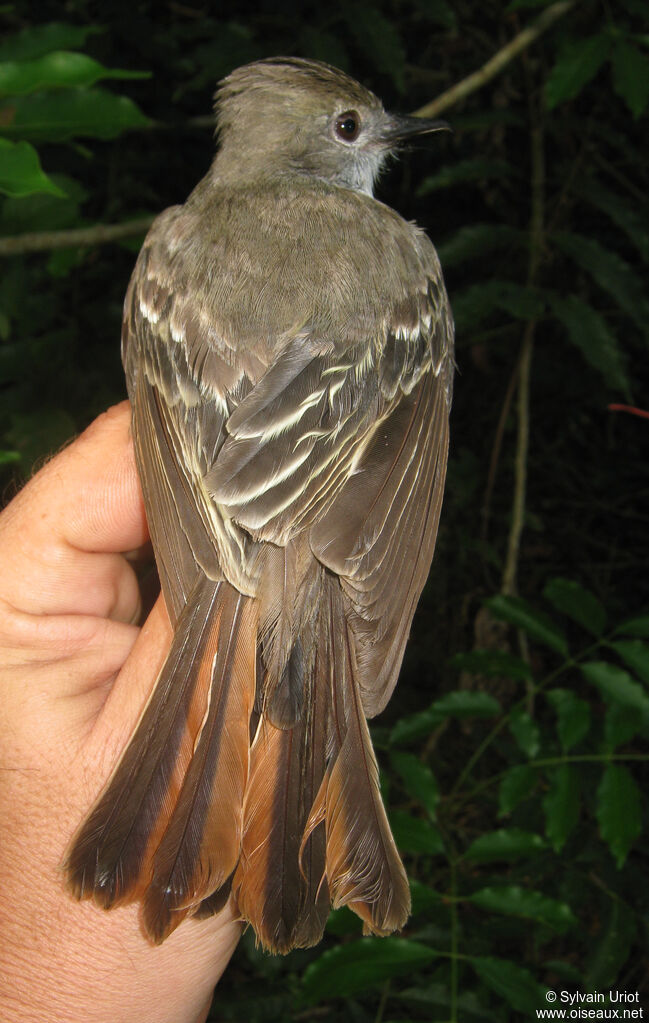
[126,208,452,720]
[206,273,453,715]
[122,221,269,619]
[311,339,451,716]
[205,279,451,536]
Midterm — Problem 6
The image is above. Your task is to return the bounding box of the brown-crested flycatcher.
[66,57,454,954]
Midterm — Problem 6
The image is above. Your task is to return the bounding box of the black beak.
[382,114,451,145]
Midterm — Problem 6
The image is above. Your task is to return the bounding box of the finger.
[81,595,174,771]
[0,403,149,622]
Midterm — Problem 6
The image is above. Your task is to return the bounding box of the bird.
[65,56,454,955]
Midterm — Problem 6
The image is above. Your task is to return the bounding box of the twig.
[0,4,574,258]
[480,358,519,548]
[449,858,459,1023]
[501,114,545,597]
[0,216,155,257]
[609,404,649,421]
[374,980,391,1023]
[501,325,534,596]
[414,0,576,119]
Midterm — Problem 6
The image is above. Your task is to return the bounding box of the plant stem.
[374,980,391,1023]
[415,1,575,119]
[448,632,609,799]
[501,115,545,597]
[450,858,459,1023]
[0,6,575,258]
[481,358,519,549]
[0,216,154,256]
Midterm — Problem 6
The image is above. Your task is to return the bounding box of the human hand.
[0,403,240,1023]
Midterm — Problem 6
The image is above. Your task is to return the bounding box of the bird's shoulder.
[124,173,452,396]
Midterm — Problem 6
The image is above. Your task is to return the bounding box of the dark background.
[1,1,648,1019]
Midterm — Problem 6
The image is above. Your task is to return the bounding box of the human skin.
[0,402,241,1023]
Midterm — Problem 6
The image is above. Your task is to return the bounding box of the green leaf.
[553,232,649,337]
[389,707,443,747]
[436,224,523,269]
[548,294,629,395]
[542,960,583,985]
[470,957,547,1014]
[576,176,649,262]
[0,449,20,464]
[544,765,580,852]
[343,4,407,92]
[604,704,640,750]
[543,578,607,636]
[0,173,85,232]
[390,751,440,820]
[509,706,541,758]
[301,938,437,1002]
[325,905,362,937]
[417,159,512,195]
[297,28,351,72]
[487,594,569,656]
[412,0,457,30]
[615,615,649,639]
[545,34,611,108]
[0,86,149,142]
[0,23,96,62]
[508,0,558,8]
[409,879,442,916]
[611,40,649,118]
[596,765,642,867]
[498,764,537,815]
[584,900,636,990]
[464,828,545,863]
[397,983,496,1022]
[581,661,649,717]
[608,639,649,687]
[449,649,532,682]
[619,0,649,15]
[46,245,86,278]
[0,138,65,197]
[0,52,149,98]
[470,885,577,933]
[430,689,501,718]
[390,810,445,855]
[453,109,524,133]
[545,689,591,751]
[6,407,76,471]
[453,282,546,332]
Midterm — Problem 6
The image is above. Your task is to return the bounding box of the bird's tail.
[66,569,408,950]
[65,574,256,942]
[233,572,409,950]
[305,579,411,936]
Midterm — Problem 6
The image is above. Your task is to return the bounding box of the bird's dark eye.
[334,110,361,142]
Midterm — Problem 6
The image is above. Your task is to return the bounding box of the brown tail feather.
[65,575,228,908]
[233,650,329,952]
[67,562,408,949]
[142,588,257,941]
[305,582,410,935]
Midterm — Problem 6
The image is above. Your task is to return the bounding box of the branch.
[0,216,155,257]
[414,0,575,119]
[0,2,574,258]
[501,114,545,597]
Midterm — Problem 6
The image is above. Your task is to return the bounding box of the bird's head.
[213,57,447,196]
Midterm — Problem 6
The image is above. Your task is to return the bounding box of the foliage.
[1,1,647,1020]
[221,586,648,1020]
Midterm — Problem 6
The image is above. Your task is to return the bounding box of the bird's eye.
[334,110,361,142]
